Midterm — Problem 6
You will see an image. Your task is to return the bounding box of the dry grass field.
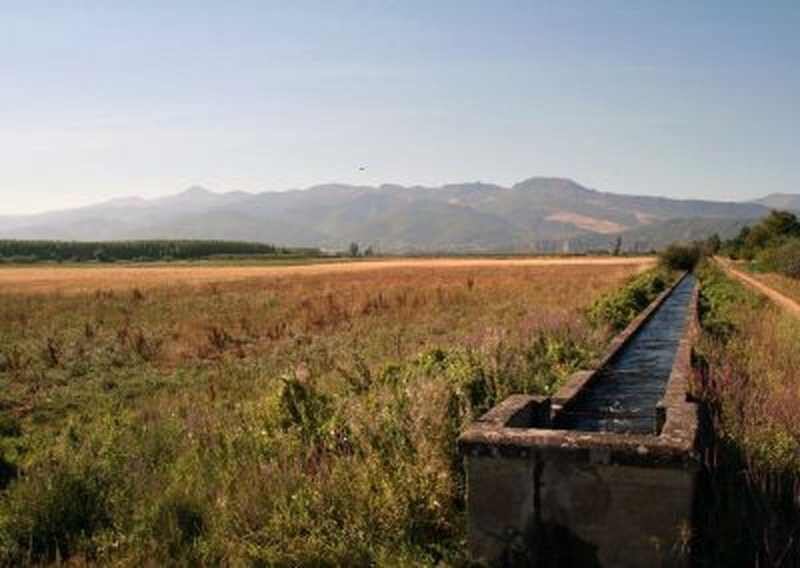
[0,258,654,565]
[748,271,800,311]
[0,256,654,295]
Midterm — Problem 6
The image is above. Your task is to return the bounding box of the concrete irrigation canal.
[554,274,697,435]
[459,272,701,567]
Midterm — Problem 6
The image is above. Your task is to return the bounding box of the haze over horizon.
[3,1,799,215]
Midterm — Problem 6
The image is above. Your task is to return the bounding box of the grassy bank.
[693,261,800,566]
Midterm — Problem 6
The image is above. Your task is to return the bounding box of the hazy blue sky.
[2,1,799,214]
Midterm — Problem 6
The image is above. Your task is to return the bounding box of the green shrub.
[755,237,800,278]
[0,466,113,562]
[658,243,702,271]
[0,455,17,490]
[723,210,800,261]
[588,268,671,331]
[150,492,206,559]
[279,375,337,447]
[0,415,21,438]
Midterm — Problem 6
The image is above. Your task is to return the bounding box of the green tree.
[705,233,722,255]
[612,236,622,256]
[745,210,800,252]
[93,248,113,263]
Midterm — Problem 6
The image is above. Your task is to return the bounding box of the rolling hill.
[1,178,792,252]
[752,193,800,211]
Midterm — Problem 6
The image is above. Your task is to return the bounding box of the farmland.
[0,258,652,565]
[0,256,652,295]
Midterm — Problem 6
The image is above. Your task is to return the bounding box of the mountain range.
[2,178,796,253]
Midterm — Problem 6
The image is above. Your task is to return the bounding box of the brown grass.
[0,256,654,295]
[749,271,800,308]
[0,262,646,378]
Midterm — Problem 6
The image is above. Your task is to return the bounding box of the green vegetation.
[658,243,703,271]
[693,261,800,565]
[588,267,673,331]
[723,210,800,279]
[0,240,321,264]
[755,238,800,278]
[0,263,640,565]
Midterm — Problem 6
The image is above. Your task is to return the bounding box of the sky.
[2,1,799,215]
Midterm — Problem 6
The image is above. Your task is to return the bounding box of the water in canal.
[554,274,697,435]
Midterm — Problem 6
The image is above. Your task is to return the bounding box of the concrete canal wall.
[459,273,702,567]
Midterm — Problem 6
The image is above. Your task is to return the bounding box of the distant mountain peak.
[512,177,592,191]
[179,185,215,197]
[516,176,580,185]
[441,181,505,192]
[752,193,800,211]
[103,196,147,208]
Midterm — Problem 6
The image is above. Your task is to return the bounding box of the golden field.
[0,258,651,565]
[0,256,654,294]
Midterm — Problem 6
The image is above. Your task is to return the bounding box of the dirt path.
[0,256,655,294]
[714,257,800,318]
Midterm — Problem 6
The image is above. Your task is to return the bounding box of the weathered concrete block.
[466,454,536,564]
[538,460,694,567]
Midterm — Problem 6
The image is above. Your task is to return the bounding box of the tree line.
[649,210,800,280]
[721,210,800,278]
[0,240,321,263]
